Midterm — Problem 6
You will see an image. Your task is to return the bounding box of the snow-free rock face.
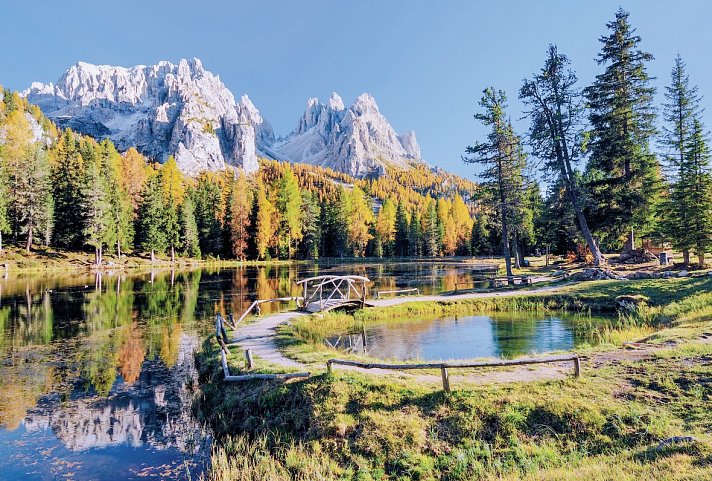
[263,92,423,177]
[24,58,262,174]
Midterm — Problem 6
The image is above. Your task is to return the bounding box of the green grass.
[196,340,712,481]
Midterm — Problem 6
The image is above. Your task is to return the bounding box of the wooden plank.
[326,354,580,371]
[224,372,310,382]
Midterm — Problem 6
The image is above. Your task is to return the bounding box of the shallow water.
[327,313,602,361]
[0,260,486,480]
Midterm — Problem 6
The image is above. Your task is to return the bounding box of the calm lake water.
[327,313,600,361]
[0,260,495,480]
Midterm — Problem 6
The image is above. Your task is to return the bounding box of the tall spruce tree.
[584,8,660,249]
[300,191,321,259]
[394,203,409,257]
[137,175,166,261]
[81,158,111,265]
[52,130,86,248]
[14,145,53,252]
[0,141,10,251]
[658,56,712,265]
[180,193,201,258]
[685,120,712,265]
[464,87,526,281]
[520,44,605,265]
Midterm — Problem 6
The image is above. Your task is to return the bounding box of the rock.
[571,268,625,282]
[24,58,262,174]
[263,92,424,178]
[615,294,649,311]
[678,270,689,277]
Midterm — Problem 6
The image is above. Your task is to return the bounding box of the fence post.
[573,357,581,378]
[326,360,333,374]
[245,349,254,369]
[441,367,451,393]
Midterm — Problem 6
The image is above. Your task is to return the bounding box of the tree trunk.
[151,249,155,262]
[699,252,706,267]
[683,250,690,265]
[500,208,513,283]
[171,246,175,263]
[25,227,33,252]
[512,232,521,269]
[95,247,100,266]
[0,231,3,252]
[117,240,121,260]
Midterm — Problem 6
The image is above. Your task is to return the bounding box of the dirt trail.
[228,284,673,385]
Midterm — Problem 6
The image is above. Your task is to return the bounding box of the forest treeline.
[0,91,480,263]
[0,8,710,267]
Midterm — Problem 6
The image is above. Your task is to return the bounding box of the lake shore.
[196,277,712,481]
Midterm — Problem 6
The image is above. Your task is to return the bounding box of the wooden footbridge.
[297,275,370,313]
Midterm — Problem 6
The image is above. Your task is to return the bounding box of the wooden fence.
[326,354,581,392]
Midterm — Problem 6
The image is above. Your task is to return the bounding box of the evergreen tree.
[658,56,711,265]
[300,191,321,259]
[584,8,660,248]
[685,120,712,265]
[99,140,133,258]
[520,44,604,265]
[464,87,526,280]
[470,214,491,256]
[422,199,439,257]
[137,175,166,261]
[52,130,86,248]
[13,145,53,252]
[275,165,302,259]
[228,173,252,260]
[193,173,223,256]
[394,203,409,257]
[407,209,423,257]
[0,142,10,251]
[180,193,201,258]
[81,158,111,265]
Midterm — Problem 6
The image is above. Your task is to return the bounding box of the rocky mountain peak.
[24,58,261,174]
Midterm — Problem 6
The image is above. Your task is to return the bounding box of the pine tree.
[407,208,423,256]
[193,173,223,256]
[300,191,321,259]
[160,157,184,262]
[81,158,111,265]
[0,145,10,251]
[422,199,439,257]
[685,120,712,265]
[659,56,706,264]
[180,193,201,258]
[583,8,660,248]
[52,130,86,248]
[520,44,605,265]
[13,145,53,252]
[228,173,252,260]
[394,203,409,257]
[137,175,167,261]
[275,165,302,259]
[464,87,526,280]
[470,214,491,256]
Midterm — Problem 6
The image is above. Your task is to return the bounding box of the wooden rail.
[326,355,581,392]
[226,296,304,329]
[220,348,310,382]
[375,287,419,299]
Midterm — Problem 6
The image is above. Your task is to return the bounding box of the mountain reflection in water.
[0,261,500,480]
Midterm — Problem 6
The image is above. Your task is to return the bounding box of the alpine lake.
[0,260,604,480]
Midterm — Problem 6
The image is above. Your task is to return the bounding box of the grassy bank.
[195,339,712,480]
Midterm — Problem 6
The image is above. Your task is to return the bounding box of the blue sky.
[1,1,711,180]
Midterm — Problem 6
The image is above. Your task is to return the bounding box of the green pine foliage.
[584,8,661,248]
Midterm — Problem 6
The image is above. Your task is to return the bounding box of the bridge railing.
[296,275,370,311]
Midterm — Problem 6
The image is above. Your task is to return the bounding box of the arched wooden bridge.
[297,275,370,313]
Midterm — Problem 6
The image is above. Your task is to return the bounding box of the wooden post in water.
[361,280,366,309]
[441,367,451,393]
[245,349,254,369]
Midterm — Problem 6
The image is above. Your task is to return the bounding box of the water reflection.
[0,261,496,480]
[329,313,600,361]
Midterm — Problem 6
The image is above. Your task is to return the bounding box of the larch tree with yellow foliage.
[346,186,374,257]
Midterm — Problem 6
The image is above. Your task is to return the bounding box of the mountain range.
[24,58,423,178]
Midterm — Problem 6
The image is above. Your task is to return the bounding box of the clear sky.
[1,0,711,180]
